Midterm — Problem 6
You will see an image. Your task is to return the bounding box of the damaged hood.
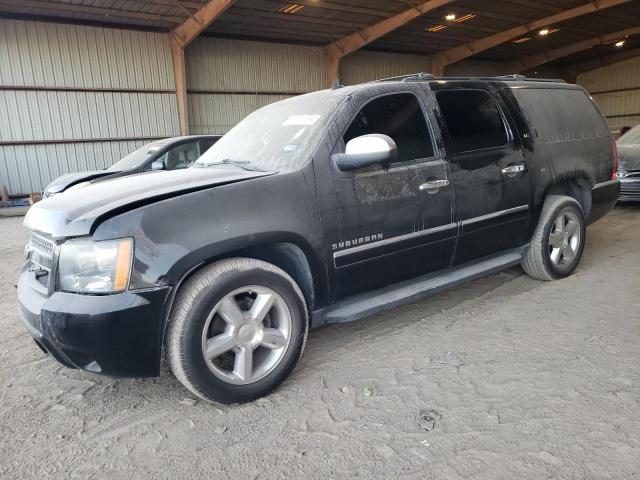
[25,168,273,238]
[618,145,640,171]
[44,170,115,196]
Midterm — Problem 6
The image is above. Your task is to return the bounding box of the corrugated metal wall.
[0,19,179,194]
[186,37,325,134]
[577,56,640,133]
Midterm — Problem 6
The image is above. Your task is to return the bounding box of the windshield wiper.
[196,159,265,172]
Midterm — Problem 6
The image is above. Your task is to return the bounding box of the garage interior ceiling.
[1,0,639,71]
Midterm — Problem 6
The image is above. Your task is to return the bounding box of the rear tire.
[166,258,308,404]
[522,195,586,281]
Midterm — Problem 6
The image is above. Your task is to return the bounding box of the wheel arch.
[160,235,326,347]
[539,173,593,220]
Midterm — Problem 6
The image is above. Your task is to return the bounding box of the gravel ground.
[1,206,639,479]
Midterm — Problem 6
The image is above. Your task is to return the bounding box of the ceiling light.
[538,27,559,36]
[454,13,476,23]
[427,25,447,32]
[445,13,456,21]
[513,37,532,44]
[278,3,304,14]
[615,40,626,47]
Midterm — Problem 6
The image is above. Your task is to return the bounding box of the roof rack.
[371,72,566,84]
[371,72,435,83]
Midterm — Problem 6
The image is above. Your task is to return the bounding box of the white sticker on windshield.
[283,115,321,126]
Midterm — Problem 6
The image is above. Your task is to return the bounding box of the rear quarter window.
[510,88,609,143]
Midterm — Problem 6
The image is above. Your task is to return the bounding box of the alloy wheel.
[201,286,292,385]
[548,210,581,267]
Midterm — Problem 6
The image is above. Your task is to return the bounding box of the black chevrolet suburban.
[18,74,619,404]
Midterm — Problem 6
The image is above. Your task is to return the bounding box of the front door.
[318,90,456,300]
[433,87,531,264]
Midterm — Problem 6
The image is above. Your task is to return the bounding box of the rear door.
[433,86,531,264]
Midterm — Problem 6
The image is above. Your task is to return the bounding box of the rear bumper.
[588,179,620,224]
[618,177,640,202]
[18,265,171,378]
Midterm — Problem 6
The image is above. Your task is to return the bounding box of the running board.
[316,247,525,326]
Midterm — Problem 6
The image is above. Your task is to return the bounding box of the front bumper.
[618,177,640,202]
[18,265,172,378]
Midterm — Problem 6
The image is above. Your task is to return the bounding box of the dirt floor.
[0,206,639,479]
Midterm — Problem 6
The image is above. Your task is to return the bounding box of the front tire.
[522,195,586,281]
[166,258,308,404]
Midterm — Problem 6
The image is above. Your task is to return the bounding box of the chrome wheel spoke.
[565,219,578,237]
[562,244,575,261]
[249,292,275,324]
[233,346,253,381]
[550,247,562,265]
[554,214,566,233]
[217,297,245,326]
[205,333,235,359]
[549,231,564,247]
[261,328,287,350]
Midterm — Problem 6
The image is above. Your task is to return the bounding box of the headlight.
[58,238,133,294]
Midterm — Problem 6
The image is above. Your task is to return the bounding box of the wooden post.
[325,50,340,87]
[169,0,236,134]
[171,36,189,136]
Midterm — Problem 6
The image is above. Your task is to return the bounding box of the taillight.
[611,135,619,180]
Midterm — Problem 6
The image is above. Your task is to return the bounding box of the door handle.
[419,179,449,193]
[501,164,526,177]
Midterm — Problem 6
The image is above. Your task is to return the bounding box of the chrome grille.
[29,233,55,259]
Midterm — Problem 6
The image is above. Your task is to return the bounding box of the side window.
[166,141,200,170]
[344,93,434,164]
[436,90,508,154]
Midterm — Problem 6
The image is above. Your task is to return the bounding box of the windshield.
[107,142,166,171]
[196,91,338,171]
[618,125,640,145]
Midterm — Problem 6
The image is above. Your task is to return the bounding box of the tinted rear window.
[510,87,609,143]
[436,90,508,154]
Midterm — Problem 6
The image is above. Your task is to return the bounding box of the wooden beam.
[169,0,234,135]
[325,0,454,60]
[323,0,455,85]
[0,0,185,24]
[171,0,235,48]
[566,46,640,78]
[431,0,632,68]
[509,26,640,73]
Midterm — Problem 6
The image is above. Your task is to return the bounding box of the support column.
[326,50,341,88]
[171,36,189,136]
[431,61,445,77]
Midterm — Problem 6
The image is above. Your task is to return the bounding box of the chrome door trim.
[333,222,457,259]
[460,204,529,227]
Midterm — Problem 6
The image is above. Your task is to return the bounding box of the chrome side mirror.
[333,134,398,171]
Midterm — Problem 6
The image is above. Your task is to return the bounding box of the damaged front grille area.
[27,232,56,290]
